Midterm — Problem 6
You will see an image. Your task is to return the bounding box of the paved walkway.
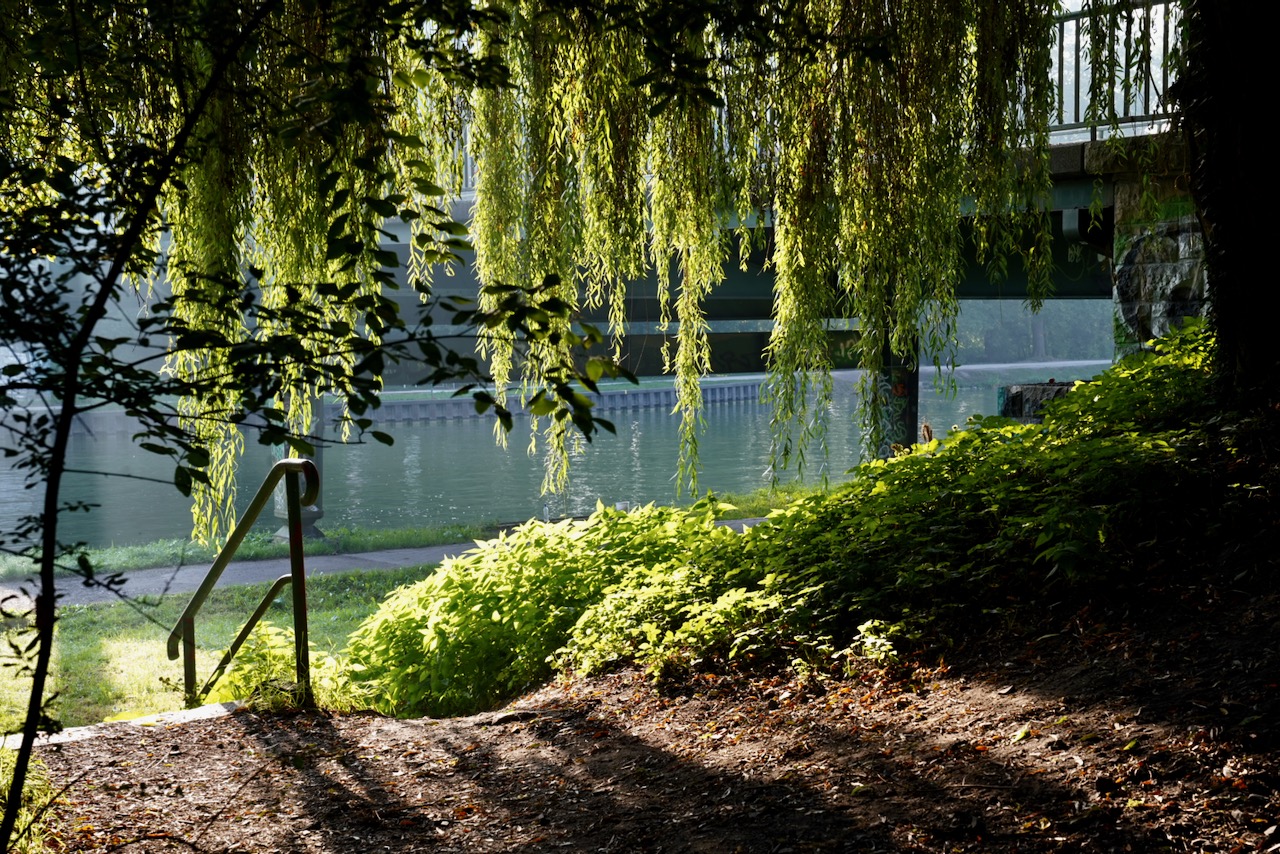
[0,544,468,610]
[0,518,762,609]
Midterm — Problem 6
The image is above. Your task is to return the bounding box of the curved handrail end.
[273,457,321,507]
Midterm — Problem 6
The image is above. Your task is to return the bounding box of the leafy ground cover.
[20,320,1280,850]
[0,482,813,733]
[0,750,48,854]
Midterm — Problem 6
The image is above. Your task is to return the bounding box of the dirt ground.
[34,578,1280,853]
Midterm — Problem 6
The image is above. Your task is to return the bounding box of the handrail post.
[285,467,313,707]
[182,616,196,705]
[168,458,320,708]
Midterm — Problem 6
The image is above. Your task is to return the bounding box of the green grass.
[0,565,436,730]
[0,484,821,582]
[0,521,495,581]
[0,749,52,854]
[710,480,833,519]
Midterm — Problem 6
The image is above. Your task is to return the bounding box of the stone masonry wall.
[1087,135,1206,354]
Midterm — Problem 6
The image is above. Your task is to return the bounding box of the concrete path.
[0,517,762,609]
[0,544,470,609]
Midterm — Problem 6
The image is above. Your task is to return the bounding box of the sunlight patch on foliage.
[344,502,734,717]
[342,322,1224,717]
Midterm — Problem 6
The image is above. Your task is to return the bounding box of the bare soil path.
[36,580,1280,852]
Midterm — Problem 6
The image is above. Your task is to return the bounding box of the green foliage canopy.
[1,0,1078,540]
[468,0,1062,478]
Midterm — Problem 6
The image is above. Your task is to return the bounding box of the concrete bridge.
[402,0,1193,359]
[387,0,1199,451]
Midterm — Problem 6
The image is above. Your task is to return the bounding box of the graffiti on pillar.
[1113,217,1206,351]
[873,363,918,459]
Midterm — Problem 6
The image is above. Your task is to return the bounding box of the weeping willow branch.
[468,0,1063,481]
[2,0,1163,547]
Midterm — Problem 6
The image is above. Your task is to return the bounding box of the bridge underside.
[396,202,1115,379]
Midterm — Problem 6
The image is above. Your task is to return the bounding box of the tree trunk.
[1183,0,1274,405]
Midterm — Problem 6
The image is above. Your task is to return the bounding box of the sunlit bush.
[208,621,354,712]
[344,502,731,717]
[347,321,1227,715]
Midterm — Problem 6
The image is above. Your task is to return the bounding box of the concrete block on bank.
[999,382,1073,423]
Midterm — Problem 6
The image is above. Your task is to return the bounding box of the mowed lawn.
[1,565,434,730]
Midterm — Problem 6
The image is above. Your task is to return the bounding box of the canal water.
[1,362,1110,548]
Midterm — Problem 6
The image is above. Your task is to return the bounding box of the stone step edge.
[3,700,244,750]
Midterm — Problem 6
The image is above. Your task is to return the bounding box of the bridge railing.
[443,4,1182,194]
[1049,0,1183,144]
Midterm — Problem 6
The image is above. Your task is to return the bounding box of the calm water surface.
[1,362,1109,547]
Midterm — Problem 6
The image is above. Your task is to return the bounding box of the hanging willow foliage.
[1,0,513,545]
[466,0,1060,483]
[3,0,1166,545]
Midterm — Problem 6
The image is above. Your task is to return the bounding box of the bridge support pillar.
[874,340,920,458]
[1084,135,1206,354]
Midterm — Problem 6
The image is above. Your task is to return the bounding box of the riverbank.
[0,517,765,609]
[0,517,768,730]
[36,573,1280,853]
[0,477,811,584]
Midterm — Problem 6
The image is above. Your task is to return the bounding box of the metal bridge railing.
[166,458,320,708]
[432,5,1184,194]
[1050,0,1183,143]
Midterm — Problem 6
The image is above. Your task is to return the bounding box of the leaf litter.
[35,581,1280,852]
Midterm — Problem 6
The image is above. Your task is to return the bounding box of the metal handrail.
[1049,0,1182,143]
[166,458,320,708]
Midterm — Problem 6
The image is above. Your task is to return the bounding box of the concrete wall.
[1084,135,1206,353]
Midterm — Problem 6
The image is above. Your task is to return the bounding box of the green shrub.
[559,525,769,677]
[207,622,307,709]
[1044,319,1215,435]
[345,321,1226,708]
[562,321,1217,673]
[207,621,355,711]
[344,501,731,717]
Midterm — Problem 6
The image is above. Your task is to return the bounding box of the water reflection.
[1,362,1109,547]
